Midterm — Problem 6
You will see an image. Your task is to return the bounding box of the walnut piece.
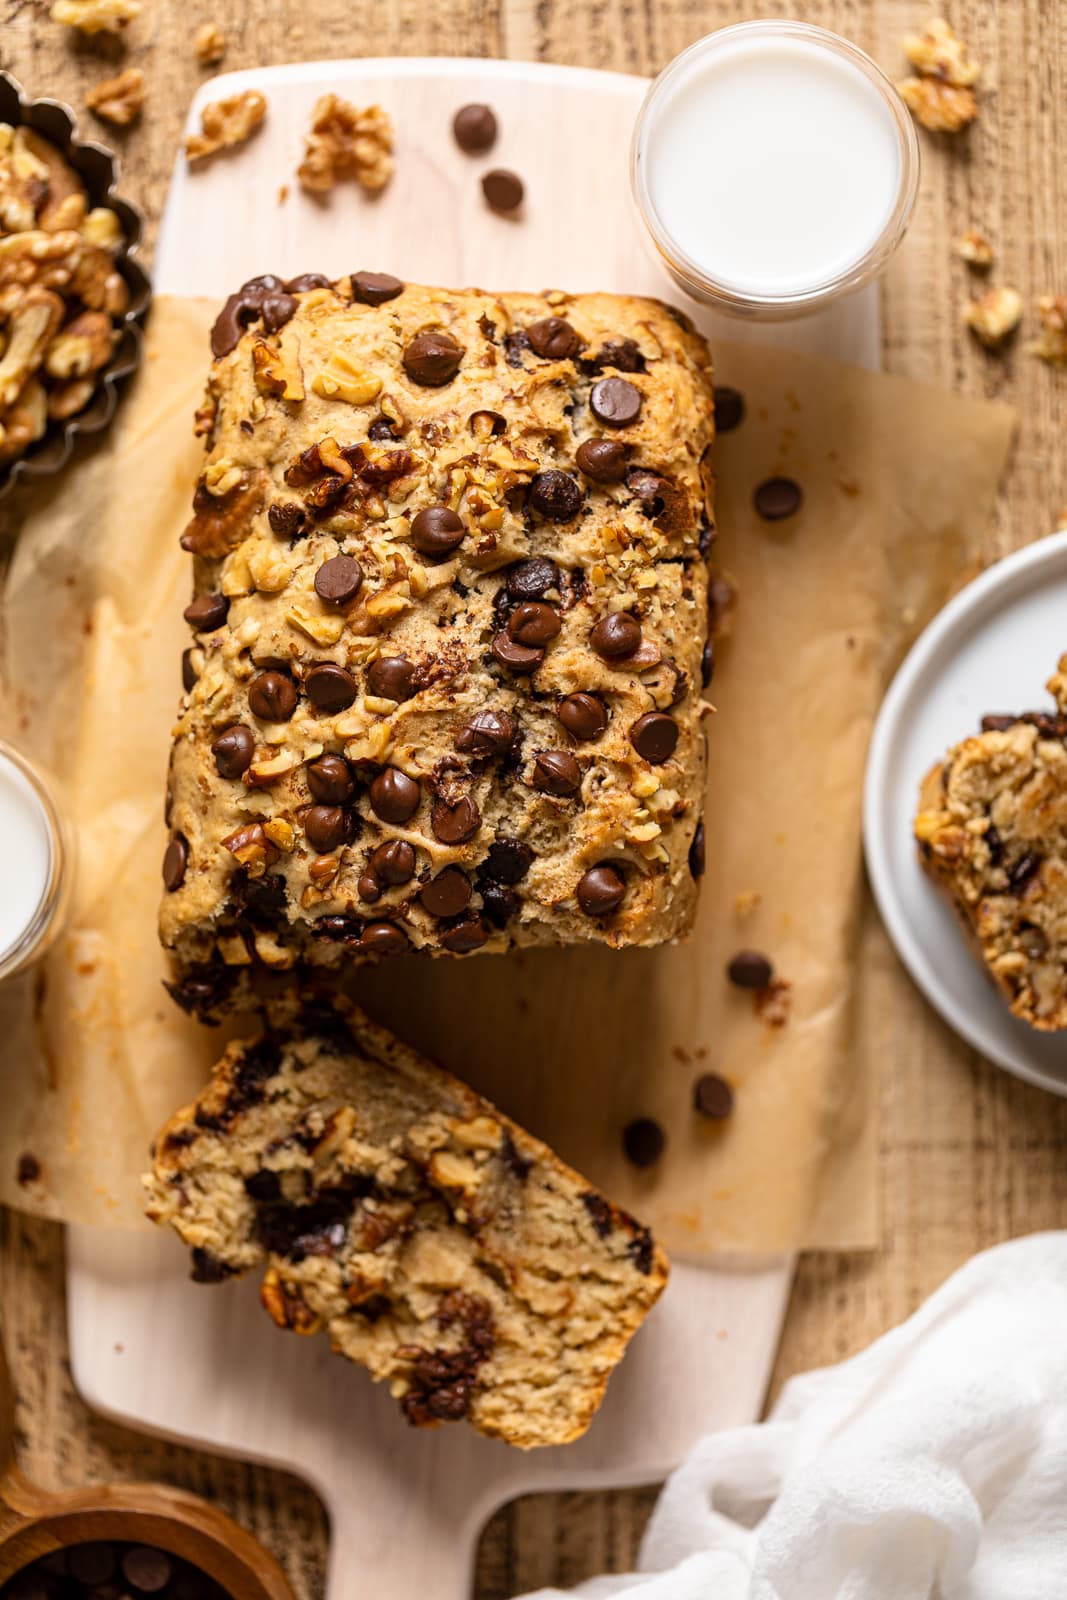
[297,96,394,195]
[51,0,141,32]
[898,76,978,132]
[1027,296,1067,365]
[904,16,980,85]
[185,90,267,165]
[85,69,145,128]
[964,286,1023,349]
[957,228,993,269]
[194,21,227,65]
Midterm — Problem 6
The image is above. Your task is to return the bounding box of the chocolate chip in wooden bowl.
[456,708,516,756]
[182,592,229,632]
[432,794,481,845]
[527,316,579,360]
[558,692,608,741]
[532,750,581,796]
[351,270,404,305]
[590,611,641,661]
[693,1071,734,1120]
[753,476,803,521]
[162,833,188,892]
[403,330,463,387]
[314,553,364,605]
[506,556,559,602]
[622,1116,665,1168]
[420,865,472,917]
[453,102,498,153]
[688,820,706,879]
[370,839,416,885]
[440,916,491,953]
[410,504,466,557]
[630,711,679,765]
[304,804,357,853]
[491,630,544,674]
[577,863,625,917]
[307,752,356,803]
[529,469,583,521]
[67,1541,118,1583]
[305,662,358,712]
[367,655,416,702]
[727,949,774,989]
[482,168,524,213]
[248,670,297,721]
[575,437,628,483]
[590,376,642,428]
[369,768,421,824]
[211,723,254,779]
[121,1544,175,1593]
[507,600,560,647]
[713,385,745,433]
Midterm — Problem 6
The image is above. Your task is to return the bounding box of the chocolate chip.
[701,639,714,687]
[984,824,1004,864]
[360,921,409,956]
[622,1117,664,1168]
[211,724,254,779]
[453,102,497,153]
[68,1542,117,1583]
[286,272,332,292]
[727,949,773,989]
[558,692,608,741]
[1008,852,1042,893]
[714,386,745,432]
[457,708,516,755]
[358,871,381,902]
[181,648,198,692]
[307,753,356,803]
[754,477,802,521]
[163,834,188,891]
[351,270,404,305]
[630,711,679,764]
[16,1152,40,1185]
[506,556,559,601]
[1020,923,1049,958]
[122,1547,173,1593]
[368,415,398,441]
[249,670,297,721]
[478,880,520,926]
[269,501,308,540]
[441,916,490,953]
[410,504,466,557]
[183,592,229,632]
[575,437,628,483]
[492,631,544,674]
[367,655,416,702]
[693,1072,733,1119]
[403,331,463,387]
[369,768,421,824]
[482,837,533,884]
[305,662,358,712]
[689,820,706,878]
[590,611,641,660]
[420,866,472,917]
[529,469,583,522]
[211,275,295,357]
[577,863,625,917]
[504,329,530,366]
[432,794,481,844]
[370,839,416,885]
[532,750,581,796]
[590,376,642,427]
[315,554,364,605]
[304,804,356,853]
[482,168,524,212]
[626,467,667,515]
[586,337,645,374]
[508,600,561,647]
[527,316,579,360]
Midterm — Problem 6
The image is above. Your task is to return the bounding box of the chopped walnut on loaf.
[185,90,267,165]
[964,286,1023,349]
[50,0,140,31]
[899,15,980,131]
[297,96,394,194]
[85,69,145,128]
[1027,296,1067,366]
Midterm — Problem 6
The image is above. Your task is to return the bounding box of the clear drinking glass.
[631,20,921,319]
[0,740,71,981]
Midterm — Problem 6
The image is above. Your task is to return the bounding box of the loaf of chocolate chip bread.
[161,273,714,1016]
[144,994,668,1448]
[914,654,1067,1031]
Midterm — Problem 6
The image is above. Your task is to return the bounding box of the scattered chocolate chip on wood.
[623,1117,665,1168]
[481,168,524,213]
[726,949,774,989]
[692,1072,734,1120]
[713,385,745,432]
[753,476,803,521]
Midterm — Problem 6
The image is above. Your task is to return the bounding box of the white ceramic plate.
[864,530,1067,1093]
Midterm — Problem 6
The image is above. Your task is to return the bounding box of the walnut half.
[85,69,145,128]
[964,286,1023,349]
[185,90,267,165]
[51,0,141,32]
[297,96,394,195]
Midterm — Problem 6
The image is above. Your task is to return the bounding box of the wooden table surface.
[2,1,1066,1594]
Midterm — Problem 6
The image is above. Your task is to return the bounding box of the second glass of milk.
[632,21,920,317]
[0,741,70,982]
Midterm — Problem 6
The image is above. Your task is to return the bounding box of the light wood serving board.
[67,59,879,1600]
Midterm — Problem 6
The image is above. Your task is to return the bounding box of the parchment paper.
[0,298,1015,1250]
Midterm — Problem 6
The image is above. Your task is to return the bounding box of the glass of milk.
[0,741,70,981]
[632,20,920,317]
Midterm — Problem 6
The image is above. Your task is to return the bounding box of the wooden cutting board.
[67,58,879,1600]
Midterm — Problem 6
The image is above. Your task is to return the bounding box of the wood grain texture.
[1,0,1066,1595]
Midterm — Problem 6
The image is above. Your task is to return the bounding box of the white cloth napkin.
[527,1233,1067,1600]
